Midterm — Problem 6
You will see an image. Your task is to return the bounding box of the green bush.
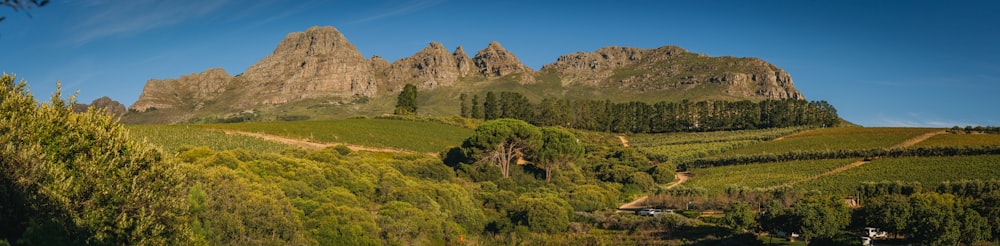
[0,74,189,244]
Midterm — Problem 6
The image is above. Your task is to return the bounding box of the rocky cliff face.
[129,68,232,112]
[541,45,804,99]
[240,26,378,104]
[128,26,807,123]
[384,42,460,93]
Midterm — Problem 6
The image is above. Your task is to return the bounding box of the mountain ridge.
[125,26,805,124]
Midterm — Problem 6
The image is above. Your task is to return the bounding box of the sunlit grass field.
[201,118,474,153]
[127,125,290,153]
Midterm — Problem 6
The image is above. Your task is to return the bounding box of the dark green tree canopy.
[394,84,418,115]
[461,119,542,178]
[535,127,584,182]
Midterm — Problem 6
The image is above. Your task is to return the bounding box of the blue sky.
[1,0,997,127]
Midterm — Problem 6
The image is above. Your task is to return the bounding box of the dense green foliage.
[0,74,189,244]
[175,147,481,245]
[461,91,839,133]
[201,118,473,153]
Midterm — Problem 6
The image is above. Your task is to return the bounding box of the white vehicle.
[864,227,888,239]
[861,237,872,246]
[637,208,662,216]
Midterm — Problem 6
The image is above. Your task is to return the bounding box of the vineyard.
[127,124,291,153]
[796,155,1000,195]
[718,127,939,157]
[201,118,474,153]
[681,158,854,194]
[629,127,807,163]
[914,133,1000,147]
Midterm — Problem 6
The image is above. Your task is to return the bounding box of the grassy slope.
[200,118,473,153]
[127,125,290,153]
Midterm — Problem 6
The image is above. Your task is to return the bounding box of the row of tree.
[949,125,1000,134]
[459,91,839,133]
[680,145,1000,169]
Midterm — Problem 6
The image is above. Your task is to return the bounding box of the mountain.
[124,26,805,124]
[73,96,127,118]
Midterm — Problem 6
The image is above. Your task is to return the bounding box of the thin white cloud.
[868,113,969,128]
[65,0,233,46]
[350,0,445,24]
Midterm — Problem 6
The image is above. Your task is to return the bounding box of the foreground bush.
[0,74,190,244]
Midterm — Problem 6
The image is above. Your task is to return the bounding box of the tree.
[788,195,850,243]
[723,202,757,233]
[482,91,497,120]
[459,93,469,118]
[535,127,584,182]
[860,194,911,236]
[906,192,961,245]
[470,94,482,119]
[394,84,417,115]
[460,119,542,178]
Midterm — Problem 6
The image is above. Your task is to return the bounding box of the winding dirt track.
[221,130,436,157]
[618,135,630,147]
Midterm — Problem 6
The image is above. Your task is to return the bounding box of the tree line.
[459,91,839,134]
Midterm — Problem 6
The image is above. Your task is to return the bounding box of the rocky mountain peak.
[369,55,391,76]
[73,96,127,118]
[240,26,377,104]
[473,41,533,79]
[384,42,462,92]
[453,45,473,77]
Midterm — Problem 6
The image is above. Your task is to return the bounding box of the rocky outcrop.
[369,56,391,76]
[541,45,803,99]
[473,41,533,79]
[73,96,127,117]
[453,46,473,78]
[240,26,377,104]
[385,42,460,92]
[129,68,232,112]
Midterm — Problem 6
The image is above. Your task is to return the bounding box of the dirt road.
[222,130,434,156]
[618,135,630,147]
[618,172,691,212]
